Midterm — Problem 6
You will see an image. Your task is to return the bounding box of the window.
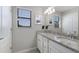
[17,8,31,27]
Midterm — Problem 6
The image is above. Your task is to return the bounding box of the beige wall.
[12,6,44,52]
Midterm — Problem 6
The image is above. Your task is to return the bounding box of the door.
[0,6,12,53]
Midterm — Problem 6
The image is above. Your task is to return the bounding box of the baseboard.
[15,47,37,53]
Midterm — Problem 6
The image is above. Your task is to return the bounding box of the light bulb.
[52,8,55,12]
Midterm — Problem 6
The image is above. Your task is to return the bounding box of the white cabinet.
[37,34,49,53]
[42,37,48,53]
[37,33,75,53]
[48,40,74,53]
[48,40,60,53]
[37,34,43,52]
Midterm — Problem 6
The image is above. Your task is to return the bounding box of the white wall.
[12,6,44,52]
[62,8,78,36]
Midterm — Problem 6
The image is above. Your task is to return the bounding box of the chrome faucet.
[67,32,74,40]
[70,34,74,39]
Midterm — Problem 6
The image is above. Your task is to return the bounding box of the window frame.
[17,8,32,27]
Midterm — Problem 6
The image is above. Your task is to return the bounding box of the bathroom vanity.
[37,32,79,53]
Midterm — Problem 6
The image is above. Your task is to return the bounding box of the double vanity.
[37,31,79,53]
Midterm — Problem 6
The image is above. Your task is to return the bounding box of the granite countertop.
[38,32,79,52]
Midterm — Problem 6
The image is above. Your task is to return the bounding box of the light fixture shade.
[44,6,56,15]
[52,8,55,13]
[44,9,48,14]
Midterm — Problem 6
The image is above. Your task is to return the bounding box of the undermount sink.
[56,36,67,39]
[54,36,67,42]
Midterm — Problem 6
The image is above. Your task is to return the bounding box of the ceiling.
[20,6,78,12]
[41,6,78,12]
[55,6,78,12]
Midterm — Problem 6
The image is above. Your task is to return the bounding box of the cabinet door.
[43,37,48,53]
[49,40,59,53]
[37,34,43,52]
